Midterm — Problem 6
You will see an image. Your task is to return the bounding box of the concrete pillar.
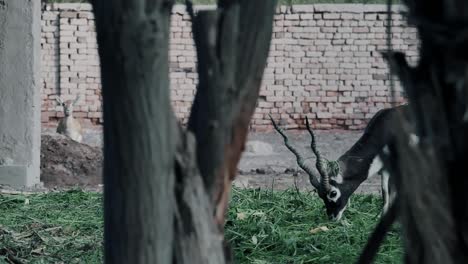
[0,0,41,187]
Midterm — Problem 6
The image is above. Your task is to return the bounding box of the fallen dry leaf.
[252,211,265,216]
[252,235,258,245]
[31,246,45,255]
[236,212,247,220]
[309,226,330,234]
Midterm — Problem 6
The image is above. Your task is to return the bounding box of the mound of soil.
[40,133,103,188]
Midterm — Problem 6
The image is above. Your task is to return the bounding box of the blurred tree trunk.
[359,0,468,263]
[187,0,278,230]
[91,0,276,263]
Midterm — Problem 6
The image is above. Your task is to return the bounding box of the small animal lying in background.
[56,95,83,143]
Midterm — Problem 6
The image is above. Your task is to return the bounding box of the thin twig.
[293,176,300,196]
[0,190,38,195]
[2,249,25,264]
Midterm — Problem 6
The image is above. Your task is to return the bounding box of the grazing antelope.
[270,104,414,221]
[56,95,83,143]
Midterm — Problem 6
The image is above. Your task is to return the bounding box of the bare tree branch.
[187,0,278,230]
[172,127,226,264]
[188,6,239,199]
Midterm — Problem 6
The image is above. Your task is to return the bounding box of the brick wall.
[41,4,418,130]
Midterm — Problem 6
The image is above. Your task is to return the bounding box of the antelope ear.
[55,97,63,105]
[72,95,81,105]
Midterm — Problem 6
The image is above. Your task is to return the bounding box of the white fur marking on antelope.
[328,185,341,202]
[332,204,347,221]
[382,189,396,216]
[381,171,390,208]
[383,145,390,155]
[368,155,384,178]
[409,133,420,147]
[331,173,343,184]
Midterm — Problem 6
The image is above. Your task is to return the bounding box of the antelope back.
[319,104,411,221]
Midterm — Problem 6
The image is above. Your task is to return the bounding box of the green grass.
[226,188,402,263]
[0,189,402,263]
[0,190,102,263]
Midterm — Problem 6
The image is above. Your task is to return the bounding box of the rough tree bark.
[92,1,177,263]
[91,0,276,263]
[358,0,468,263]
[187,0,278,230]
[391,1,468,261]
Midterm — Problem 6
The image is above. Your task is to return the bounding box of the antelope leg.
[381,171,391,215]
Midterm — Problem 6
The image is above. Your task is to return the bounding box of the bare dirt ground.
[40,132,102,188]
[1,127,381,195]
[237,129,382,194]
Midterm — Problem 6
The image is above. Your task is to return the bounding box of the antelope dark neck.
[338,104,409,183]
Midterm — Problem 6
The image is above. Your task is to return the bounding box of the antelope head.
[270,115,348,221]
[56,95,81,117]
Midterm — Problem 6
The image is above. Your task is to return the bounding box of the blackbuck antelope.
[270,104,414,221]
[56,95,83,143]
